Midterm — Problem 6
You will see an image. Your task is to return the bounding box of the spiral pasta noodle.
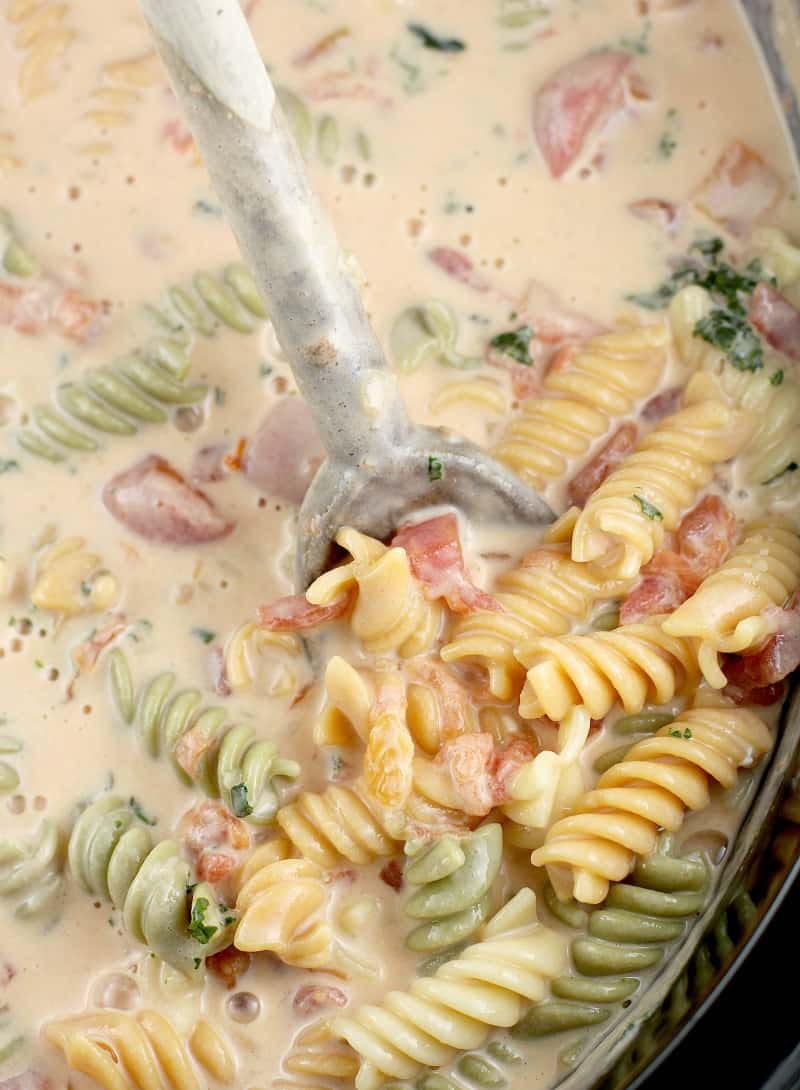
[108,650,300,825]
[224,621,302,693]
[749,225,800,290]
[150,264,268,337]
[0,817,65,923]
[532,706,772,904]
[6,0,77,103]
[331,888,566,1087]
[306,528,443,656]
[570,399,756,579]
[0,207,35,277]
[390,300,476,372]
[44,1009,235,1089]
[0,735,21,794]
[234,839,336,969]
[277,784,399,868]
[517,851,708,1039]
[662,518,800,687]
[31,536,119,615]
[404,824,503,952]
[502,707,591,848]
[80,52,163,156]
[491,324,669,490]
[441,542,633,701]
[515,617,701,722]
[280,1020,360,1087]
[68,794,236,975]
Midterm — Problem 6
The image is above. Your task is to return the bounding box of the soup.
[1,1,799,1089]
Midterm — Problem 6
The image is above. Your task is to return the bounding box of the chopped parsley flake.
[633,495,663,521]
[230,783,254,818]
[489,324,535,365]
[407,22,466,52]
[427,455,443,482]
[669,728,693,739]
[129,797,157,826]
[191,627,216,645]
[658,131,677,158]
[189,897,218,945]
[0,459,19,474]
[770,369,785,386]
[694,309,763,372]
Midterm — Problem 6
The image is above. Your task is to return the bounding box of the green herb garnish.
[489,324,535,365]
[129,797,157,826]
[427,455,443,482]
[658,131,677,158]
[633,494,663,521]
[694,309,763,371]
[0,459,19,474]
[230,782,253,818]
[189,897,218,945]
[408,22,466,52]
[669,728,693,739]
[770,369,784,386]
[191,627,216,645]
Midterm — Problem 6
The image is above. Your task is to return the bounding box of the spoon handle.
[138,0,407,464]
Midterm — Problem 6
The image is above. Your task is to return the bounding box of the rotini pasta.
[0,734,22,794]
[491,324,669,490]
[502,707,591,847]
[277,783,400,868]
[44,1009,235,1088]
[30,536,119,615]
[441,542,632,701]
[515,617,701,722]
[662,518,800,687]
[306,528,443,656]
[79,52,163,156]
[68,794,236,974]
[223,621,302,693]
[6,0,77,103]
[0,207,35,277]
[108,650,300,824]
[331,888,567,1087]
[531,706,772,904]
[749,225,800,289]
[390,300,477,372]
[405,823,503,952]
[281,1020,360,1085]
[234,839,336,969]
[517,851,708,1038]
[429,378,507,416]
[0,817,65,923]
[570,399,756,579]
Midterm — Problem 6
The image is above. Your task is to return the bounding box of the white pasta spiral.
[331,888,566,1088]
[516,617,701,722]
[662,517,800,686]
[234,839,335,969]
[44,1009,235,1089]
[277,784,399,868]
[441,542,632,701]
[492,323,669,489]
[570,399,756,579]
[306,527,443,656]
[6,0,77,103]
[532,706,772,904]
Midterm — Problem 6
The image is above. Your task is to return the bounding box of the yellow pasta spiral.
[31,536,119,615]
[6,0,77,102]
[441,543,632,701]
[532,706,772,904]
[44,1009,235,1089]
[282,1020,359,1085]
[277,784,399,868]
[331,888,566,1088]
[662,517,800,686]
[516,617,701,722]
[234,839,335,969]
[306,527,443,656]
[80,52,163,156]
[570,399,756,579]
[492,324,669,490]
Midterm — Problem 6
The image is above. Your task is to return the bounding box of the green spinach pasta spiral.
[17,262,266,462]
[514,852,708,1039]
[331,888,566,1087]
[109,650,300,825]
[68,794,235,975]
[405,824,503,953]
[0,817,65,924]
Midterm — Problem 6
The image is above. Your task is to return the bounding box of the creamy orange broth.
[0,1,798,1088]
